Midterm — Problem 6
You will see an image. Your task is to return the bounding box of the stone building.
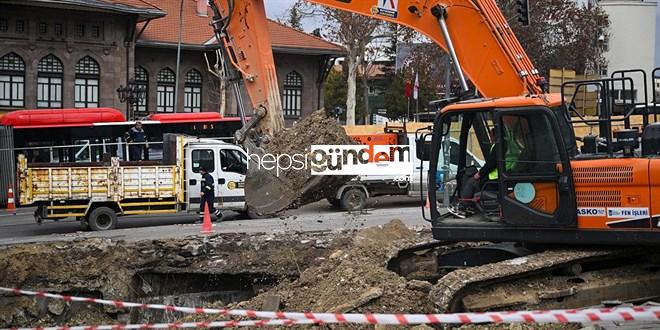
[0,0,344,125]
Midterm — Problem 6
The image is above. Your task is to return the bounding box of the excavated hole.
[126,271,290,323]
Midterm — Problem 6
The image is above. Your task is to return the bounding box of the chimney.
[196,0,208,17]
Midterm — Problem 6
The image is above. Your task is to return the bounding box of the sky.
[266,0,660,66]
[264,0,321,31]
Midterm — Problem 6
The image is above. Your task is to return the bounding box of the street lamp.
[116,78,146,121]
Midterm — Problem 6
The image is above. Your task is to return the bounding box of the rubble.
[0,220,638,330]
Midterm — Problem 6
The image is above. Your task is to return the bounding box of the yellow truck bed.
[19,157,182,205]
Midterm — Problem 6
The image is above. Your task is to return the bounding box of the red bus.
[0,108,242,206]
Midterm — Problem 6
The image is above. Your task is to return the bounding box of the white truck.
[18,134,252,230]
[328,134,484,211]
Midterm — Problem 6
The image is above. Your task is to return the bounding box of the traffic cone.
[6,185,16,215]
[201,203,214,234]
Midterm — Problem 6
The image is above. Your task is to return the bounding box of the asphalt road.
[0,196,431,245]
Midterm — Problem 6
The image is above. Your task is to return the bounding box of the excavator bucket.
[242,110,355,216]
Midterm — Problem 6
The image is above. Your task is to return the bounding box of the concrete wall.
[602,0,658,102]
[0,4,131,111]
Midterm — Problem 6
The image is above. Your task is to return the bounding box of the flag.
[404,81,413,98]
[413,73,419,100]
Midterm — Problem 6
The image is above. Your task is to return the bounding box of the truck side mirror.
[416,138,432,161]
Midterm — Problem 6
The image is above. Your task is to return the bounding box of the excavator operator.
[448,117,525,218]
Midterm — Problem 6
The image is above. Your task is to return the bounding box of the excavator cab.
[428,96,580,242]
[429,68,660,245]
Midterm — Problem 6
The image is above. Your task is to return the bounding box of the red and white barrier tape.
[3,287,660,327]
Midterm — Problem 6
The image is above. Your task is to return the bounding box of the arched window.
[0,52,25,107]
[157,68,175,112]
[282,71,302,118]
[74,56,100,108]
[184,69,202,112]
[134,66,148,115]
[37,54,63,108]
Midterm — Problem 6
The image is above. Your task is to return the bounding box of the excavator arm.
[209,0,543,123]
[207,0,544,215]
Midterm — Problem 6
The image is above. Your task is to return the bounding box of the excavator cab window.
[494,107,576,227]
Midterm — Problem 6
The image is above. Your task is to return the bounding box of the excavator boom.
[208,0,545,215]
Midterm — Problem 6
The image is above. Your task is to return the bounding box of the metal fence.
[0,126,15,206]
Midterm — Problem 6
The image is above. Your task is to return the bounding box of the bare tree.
[296,2,383,126]
[204,50,227,116]
[360,37,389,124]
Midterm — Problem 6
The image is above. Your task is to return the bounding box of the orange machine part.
[530,182,558,215]
[350,133,399,146]
[572,158,652,230]
[649,159,660,221]
[349,133,400,162]
[213,0,284,135]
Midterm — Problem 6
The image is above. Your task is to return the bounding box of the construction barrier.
[3,287,660,328]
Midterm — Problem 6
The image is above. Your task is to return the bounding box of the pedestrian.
[199,167,222,221]
[125,121,148,161]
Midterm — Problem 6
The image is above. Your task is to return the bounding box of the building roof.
[7,0,165,21]
[134,0,344,55]
[265,20,345,56]
[137,0,213,47]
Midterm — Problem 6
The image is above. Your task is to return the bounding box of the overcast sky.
[264,0,321,31]
[265,1,660,66]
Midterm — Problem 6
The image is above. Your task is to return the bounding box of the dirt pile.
[225,219,437,314]
[244,110,355,215]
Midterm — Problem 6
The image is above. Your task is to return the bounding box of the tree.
[204,50,228,116]
[383,72,407,120]
[324,11,382,126]
[497,0,609,75]
[324,69,347,113]
[295,1,385,125]
[324,66,367,123]
[286,3,304,31]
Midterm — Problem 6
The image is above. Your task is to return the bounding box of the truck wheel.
[88,207,117,231]
[326,197,341,208]
[341,188,367,211]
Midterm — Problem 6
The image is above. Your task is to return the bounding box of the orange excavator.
[209,0,660,244]
[210,0,660,310]
[208,0,546,216]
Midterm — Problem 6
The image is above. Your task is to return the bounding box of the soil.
[0,231,351,327]
[0,221,599,330]
[231,219,435,314]
[245,110,356,214]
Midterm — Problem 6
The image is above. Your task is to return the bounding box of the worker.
[448,130,498,218]
[449,120,524,218]
[125,121,148,161]
[199,167,222,221]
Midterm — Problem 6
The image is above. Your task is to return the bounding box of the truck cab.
[183,138,248,214]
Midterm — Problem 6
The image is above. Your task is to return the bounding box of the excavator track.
[389,243,660,312]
